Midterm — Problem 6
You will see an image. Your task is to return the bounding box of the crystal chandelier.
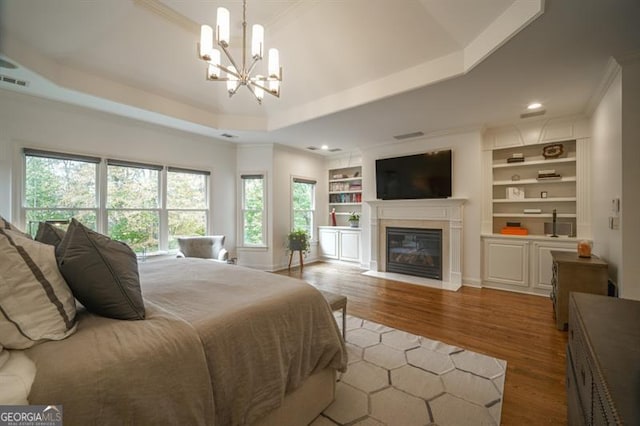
[197,0,282,104]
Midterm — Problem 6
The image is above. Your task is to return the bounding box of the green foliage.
[287,229,310,256]
[25,157,207,253]
[292,181,314,238]
[243,177,264,245]
[348,212,360,222]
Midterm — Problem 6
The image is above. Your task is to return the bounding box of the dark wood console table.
[567,293,640,425]
[550,251,608,330]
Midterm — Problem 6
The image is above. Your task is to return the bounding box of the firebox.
[386,227,442,280]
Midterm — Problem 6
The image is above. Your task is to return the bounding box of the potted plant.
[287,229,310,256]
[348,212,360,228]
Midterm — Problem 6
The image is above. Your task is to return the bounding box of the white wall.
[236,144,274,269]
[0,89,237,248]
[590,56,640,301]
[590,70,622,286]
[620,58,640,300]
[273,144,327,270]
[359,131,483,286]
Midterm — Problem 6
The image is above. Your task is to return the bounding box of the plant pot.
[289,240,305,251]
[349,220,359,228]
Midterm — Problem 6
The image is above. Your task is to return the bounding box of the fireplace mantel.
[365,198,466,291]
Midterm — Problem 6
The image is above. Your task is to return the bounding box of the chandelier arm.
[249,80,280,98]
[215,63,242,80]
[246,57,261,77]
[218,44,242,78]
[245,83,262,105]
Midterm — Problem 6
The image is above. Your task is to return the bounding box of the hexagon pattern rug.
[314,315,506,426]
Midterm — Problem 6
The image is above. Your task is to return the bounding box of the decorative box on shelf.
[506,186,525,200]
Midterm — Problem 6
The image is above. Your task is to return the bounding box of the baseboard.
[462,277,482,288]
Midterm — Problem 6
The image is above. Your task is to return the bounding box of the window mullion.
[98,159,108,234]
[159,167,168,251]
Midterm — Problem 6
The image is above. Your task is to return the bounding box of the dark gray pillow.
[35,222,66,248]
[57,219,145,320]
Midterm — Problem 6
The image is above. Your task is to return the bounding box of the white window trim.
[290,175,317,242]
[238,171,268,248]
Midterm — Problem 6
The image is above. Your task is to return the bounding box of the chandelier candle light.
[198,0,282,104]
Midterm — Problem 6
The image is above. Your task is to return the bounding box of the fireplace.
[386,227,442,279]
[365,198,465,291]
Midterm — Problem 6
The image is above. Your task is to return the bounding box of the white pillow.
[0,228,77,349]
[0,349,36,405]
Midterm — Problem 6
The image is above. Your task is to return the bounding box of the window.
[292,177,316,239]
[24,149,99,235]
[241,174,265,246]
[167,167,209,249]
[23,149,210,254]
[106,160,161,254]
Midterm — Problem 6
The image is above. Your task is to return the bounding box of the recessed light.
[321,145,329,150]
[527,102,543,110]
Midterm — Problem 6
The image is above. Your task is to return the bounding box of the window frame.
[239,172,267,248]
[291,176,317,241]
[20,147,211,255]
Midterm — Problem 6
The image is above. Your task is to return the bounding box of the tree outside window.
[292,178,316,240]
[23,149,211,255]
[167,168,209,249]
[241,174,265,246]
[24,149,99,235]
[106,161,161,254]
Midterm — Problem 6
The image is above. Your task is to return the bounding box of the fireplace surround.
[365,198,466,291]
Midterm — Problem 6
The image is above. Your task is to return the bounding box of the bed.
[23,258,347,425]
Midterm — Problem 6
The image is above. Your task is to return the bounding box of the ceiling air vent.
[220,133,237,139]
[0,74,29,87]
[520,109,546,119]
[393,131,424,140]
[328,148,342,152]
[307,146,319,151]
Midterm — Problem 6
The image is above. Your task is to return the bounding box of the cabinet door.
[319,229,339,259]
[531,241,576,290]
[339,231,360,263]
[483,238,529,287]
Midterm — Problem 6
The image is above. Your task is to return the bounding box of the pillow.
[0,215,32,239]
[35,222,66,248]
[57,219,145,320]
[0,349,37,405]
[0,228,77,349]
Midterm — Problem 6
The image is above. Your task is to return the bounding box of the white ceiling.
[0,0,639,154]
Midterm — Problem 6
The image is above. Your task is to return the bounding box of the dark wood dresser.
[567,292,640,425]
[551,251,608,330]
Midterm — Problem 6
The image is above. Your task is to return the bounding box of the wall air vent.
[520,109,546,119]
[0,74,29,87]
[220,133,237,138]
[393,131,424,140]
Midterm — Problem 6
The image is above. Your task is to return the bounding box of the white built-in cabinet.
[318,227,361,263]
[483,236,577,295]
[481,118,592,296]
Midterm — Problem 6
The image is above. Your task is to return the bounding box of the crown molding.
[584,57,621,117]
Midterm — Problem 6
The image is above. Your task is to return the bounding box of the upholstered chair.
[176,236,229,263]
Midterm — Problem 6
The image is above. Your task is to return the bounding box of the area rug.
[313,315,507,426]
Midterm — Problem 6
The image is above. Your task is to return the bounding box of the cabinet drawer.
[566,347,586,426]
[568,321,593,421]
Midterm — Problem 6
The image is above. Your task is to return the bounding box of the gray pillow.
[57,219,145,320]
[35,222,66,248]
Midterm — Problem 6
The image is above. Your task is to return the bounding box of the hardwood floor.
[277,261,568,425]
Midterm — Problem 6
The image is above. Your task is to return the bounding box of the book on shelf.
[507,157,525,163]
[536,174,562,180]
[523,208,543,214]
[501,227,529,235]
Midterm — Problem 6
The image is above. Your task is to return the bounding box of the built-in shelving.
[491,139,577,236]
[328,166,362,226]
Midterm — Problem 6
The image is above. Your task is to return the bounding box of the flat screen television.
[376,150,452,200]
